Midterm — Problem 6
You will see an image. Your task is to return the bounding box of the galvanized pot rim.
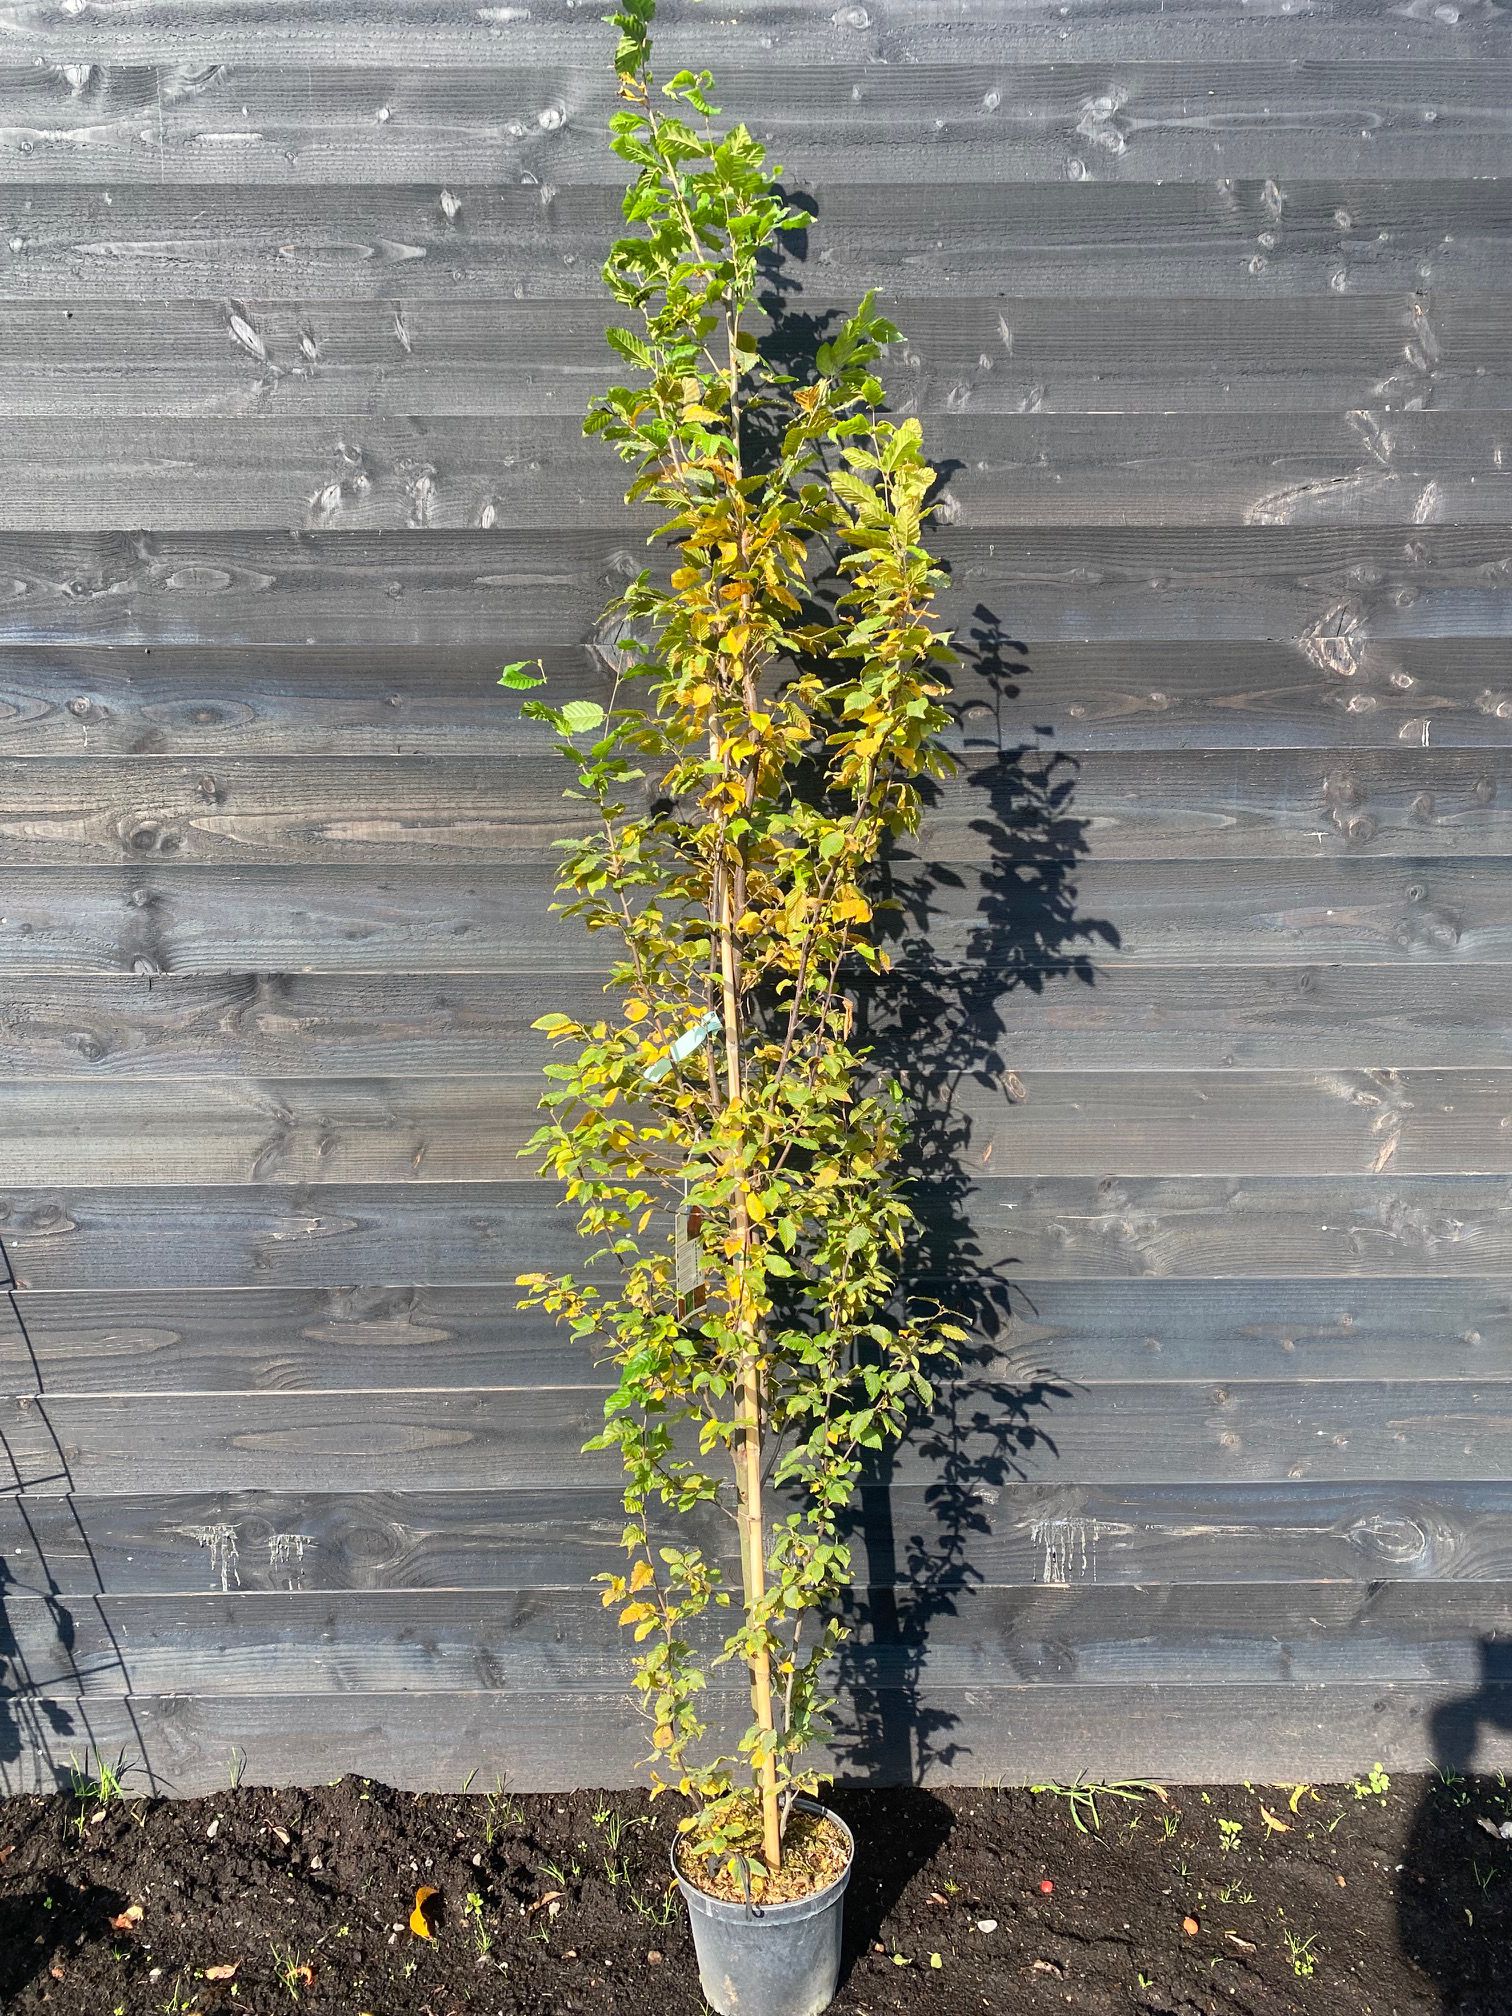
[672,1797,855,1925]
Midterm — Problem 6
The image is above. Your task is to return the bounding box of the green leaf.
[498,659,545,690]
[560,699,607,737]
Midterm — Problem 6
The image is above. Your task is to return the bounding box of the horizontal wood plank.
[4,1379,1510,1494]
[5,526,1512,651]
[1,0,1503,68]
[10,1481,1512,1597]
[6,859,1512,975]
[9,1582,1512,1699]
[5,181,1512,302]
[12,1068,1512,1183]
[4,62,1509,186]
[9,640,1512,757]
[9,749,1512,866]
[0,1681,1496,1798]
[8,1277,1508,1395]
[11,411,1512,532]
[11,1174,1512,1288]
[3,297,1508,420]
[8,967,1512,1075]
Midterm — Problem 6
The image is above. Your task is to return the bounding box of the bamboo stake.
[718,870,783,1875]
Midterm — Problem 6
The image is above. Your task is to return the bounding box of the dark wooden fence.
[2,0,1512,1794]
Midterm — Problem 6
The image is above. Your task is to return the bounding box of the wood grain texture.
[4,62,1509,186]
[5,641,1512,757]
[15,411,1512,532]
[3,0,1511,1790]
[0,754,606,865]
[6,181,1512,303]
[1,1682,1499,1799]
[5,527,1512,651]
[10,1582,1512,1698]
[7,1278,1507,1396]
[13,1069,1512,1185]
[10,1481,1512,1598]
[10,1176,1512,1289]
[8,859,1512,976]
[4,1379,1511,1494]
[0,0,1504,67]
[4,297,1508,421]
[9,967,1512,1076]
[9,749,1512,867]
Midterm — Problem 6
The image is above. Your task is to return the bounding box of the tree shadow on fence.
[1397,1639,1512,2014]
[754,211,1122,1789]
[836,603,1120,1787]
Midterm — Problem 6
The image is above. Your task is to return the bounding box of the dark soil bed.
[0,1768,1502,2015]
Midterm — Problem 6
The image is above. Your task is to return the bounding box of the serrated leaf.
[560,699,607,736]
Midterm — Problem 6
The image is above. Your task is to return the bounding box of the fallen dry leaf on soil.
[1225,1932,1258,1955]
[1259,1805,1291,1835]
[109,1905,144,1933]
[527,1888,564,1916]
[1182,1915,1200,1937]
[204,1961,240,1982]
[409,1886,440,1939]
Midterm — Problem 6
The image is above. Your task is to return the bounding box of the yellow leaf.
[625,999,649,1022]
[1259,1805,1291,1835]
[618,1601,655,1627]
[745,1192,768,1224]
[629,1558,655,1592]
[410,1886,440,1939]
[652,1724,675,1749]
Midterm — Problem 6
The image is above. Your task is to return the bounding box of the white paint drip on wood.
[1031,1516,1097,1586]
[186,1521,240,1591]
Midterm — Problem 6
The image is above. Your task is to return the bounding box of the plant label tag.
[645,1008,721,1083]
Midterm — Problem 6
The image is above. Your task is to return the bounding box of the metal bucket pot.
[672,1800,854,2016]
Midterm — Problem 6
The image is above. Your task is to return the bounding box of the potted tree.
[513,4,964,2009]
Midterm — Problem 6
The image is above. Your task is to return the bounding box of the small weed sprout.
[1351,1763,1390,1803]
[1283,1931,1319,1979]
[68,1748,135,1807]
[629,1878,678,1926]
[1030,1777,1153,1835]
[464,1890,493,1961]
[481,1779,524,1847]
[1216,1817,1243,1853]
[269,1945,314,2003]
